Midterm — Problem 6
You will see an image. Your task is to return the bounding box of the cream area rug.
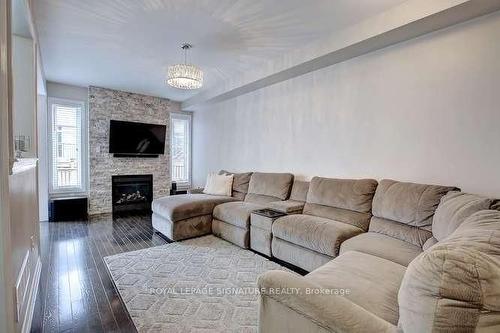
[104,235,292,332]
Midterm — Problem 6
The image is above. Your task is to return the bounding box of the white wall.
[12,35,35,157]
[37,94,48,221]
[46,81,88,102]
[36,47,48,221]
[193,11,500,198]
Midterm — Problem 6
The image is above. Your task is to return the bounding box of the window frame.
[48,97,88,197]
[170,112,192,188]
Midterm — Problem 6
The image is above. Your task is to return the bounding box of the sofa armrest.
[258,270,396,333]
[188,187,204,194]
[268,200,305,214]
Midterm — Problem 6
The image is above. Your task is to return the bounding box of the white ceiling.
[34,0,407,102]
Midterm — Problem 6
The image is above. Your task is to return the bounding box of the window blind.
[171,114,191,184]
[51,102,83,191]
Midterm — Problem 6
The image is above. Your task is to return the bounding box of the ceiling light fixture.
[167,43,203,90]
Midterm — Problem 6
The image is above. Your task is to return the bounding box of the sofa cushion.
[340,232,423,266]
[268,200,305,214]
[152,194,238,222]
[303,177,377,230]
[272,214,364,257]
[398,210,500,333]
[305,177,378,213]
[369,216,433,248]
[303,205,372,231]
[245,172,294,203]
[258,270,398,333]
[289,180,309,202]
[307,251,406,325]
[372,180,458,228]
[271,238,332,272]
[219,170,253,200]
[432,191,497,241]
[213,201,265,228]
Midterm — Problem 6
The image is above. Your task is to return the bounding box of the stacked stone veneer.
[89,86,180,215]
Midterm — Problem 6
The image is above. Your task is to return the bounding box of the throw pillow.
[218,170,253,200]
[203,173,233,196]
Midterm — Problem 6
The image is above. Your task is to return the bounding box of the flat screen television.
[109,120,166,157]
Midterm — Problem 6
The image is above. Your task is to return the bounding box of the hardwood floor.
[30,214,170,333]
[29,213,308,333]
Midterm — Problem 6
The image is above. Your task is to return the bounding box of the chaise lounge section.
[152,193,239,241]
[151,170,253,241]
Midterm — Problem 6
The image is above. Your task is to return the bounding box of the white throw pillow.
[203,173,233,196]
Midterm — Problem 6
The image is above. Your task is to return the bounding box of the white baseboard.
[21,257,41,333]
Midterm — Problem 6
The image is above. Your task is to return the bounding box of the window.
[48,98,87,195]
[170,113,191,186]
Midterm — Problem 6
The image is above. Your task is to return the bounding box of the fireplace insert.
[112,174,153,215]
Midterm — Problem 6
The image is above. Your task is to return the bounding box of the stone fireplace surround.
[88,86,181,215]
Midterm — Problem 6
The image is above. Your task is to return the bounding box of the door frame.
[0,0,15,332]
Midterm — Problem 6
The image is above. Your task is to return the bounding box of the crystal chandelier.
[167,43,203,90]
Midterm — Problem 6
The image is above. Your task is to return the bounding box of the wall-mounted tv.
[109,120,166,157]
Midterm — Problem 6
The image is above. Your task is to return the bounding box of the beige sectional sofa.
[151,171,500,332]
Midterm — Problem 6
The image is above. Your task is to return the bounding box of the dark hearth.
[112,174,153,215]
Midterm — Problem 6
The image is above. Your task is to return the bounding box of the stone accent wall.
[88,86,180,215]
